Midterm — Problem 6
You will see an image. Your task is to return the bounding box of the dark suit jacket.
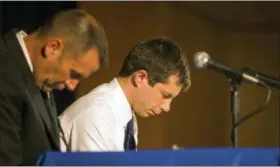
[0,29,60,165]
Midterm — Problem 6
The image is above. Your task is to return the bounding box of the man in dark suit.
[0,9,108,165]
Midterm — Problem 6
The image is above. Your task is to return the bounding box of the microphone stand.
[226,73,242,148]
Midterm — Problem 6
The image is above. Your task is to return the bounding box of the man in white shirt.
[0,9,108,165]
[59,37,191,152]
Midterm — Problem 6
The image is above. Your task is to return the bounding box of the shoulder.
[0,49,20,86]
[59,83,117,124]
[60,98,117,133]
[0,35,14,66]
[0,77,25,117]
[0,75,23,98]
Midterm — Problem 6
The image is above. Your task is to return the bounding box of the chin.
[141,112,151,118]
[41,85,53,92]
[136,112,149,118]
[42,88,52,93]
[142,114,150,118]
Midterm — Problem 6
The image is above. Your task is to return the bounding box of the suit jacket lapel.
[28,90,60,149]
[41,91,60,146]
[3,29,60,149]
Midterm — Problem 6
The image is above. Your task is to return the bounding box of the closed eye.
[70,69,83,80]
[162,92,172,99]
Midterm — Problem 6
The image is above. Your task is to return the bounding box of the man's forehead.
[163,84,182,95]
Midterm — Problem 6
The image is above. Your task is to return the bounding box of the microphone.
[241,67,280,90]
[194,51,264,86]
[194,51,273,148]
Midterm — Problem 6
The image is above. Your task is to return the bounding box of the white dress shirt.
[16,30,33,72]
[59,78,138,152]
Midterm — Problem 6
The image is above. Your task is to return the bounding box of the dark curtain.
[0,1,77,115]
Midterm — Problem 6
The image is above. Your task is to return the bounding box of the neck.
[116,76,134,106]
[23,32,43,67]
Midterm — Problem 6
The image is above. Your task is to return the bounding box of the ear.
[132,70,149,87]
[43,39,64,60]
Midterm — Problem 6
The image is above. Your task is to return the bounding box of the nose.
[160,99,171,112]
[65,79,79,91]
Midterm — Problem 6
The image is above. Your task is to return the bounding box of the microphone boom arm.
[242,67,280,90]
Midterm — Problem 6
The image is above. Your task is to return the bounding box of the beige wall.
[76,1,279,148]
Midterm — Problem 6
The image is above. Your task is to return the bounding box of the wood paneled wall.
[76,1,279,148]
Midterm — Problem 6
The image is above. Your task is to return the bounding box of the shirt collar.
[107,78,133,126]
[16,30,33,73]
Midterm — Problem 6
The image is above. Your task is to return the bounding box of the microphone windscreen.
[194,51,210,69]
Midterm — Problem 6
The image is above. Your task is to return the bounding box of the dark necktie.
[124,118,136,150]
[41,91,59,142]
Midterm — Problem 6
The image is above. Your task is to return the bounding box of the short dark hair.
[118,37,191,91]
[36,9,108,67]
